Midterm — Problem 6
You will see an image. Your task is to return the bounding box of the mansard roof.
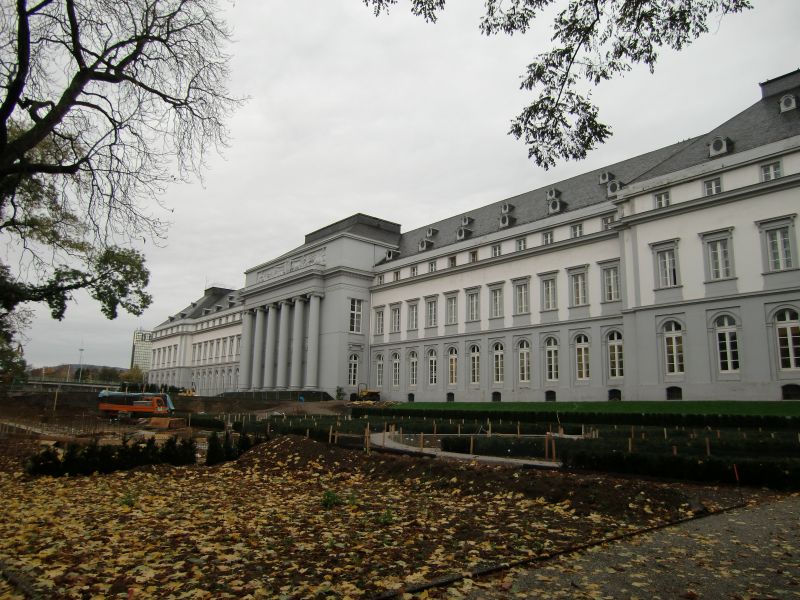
[156,286,238,327]
[388,71,800,262]
[392,139,695,260]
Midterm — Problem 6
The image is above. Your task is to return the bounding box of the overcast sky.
[20,0,800,369]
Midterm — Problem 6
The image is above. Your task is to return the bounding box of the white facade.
[151,71,800,401]
[148,287,243,394]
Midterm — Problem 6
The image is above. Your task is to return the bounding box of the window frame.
[607,330,624,379]
[516,237,527,251]
[448,347,458,385]
[700,228,735,281]
[662,320,685,375]
[390,304,401,333]
[490,285,504,319]
[513,278,530,315]
[466,288,480,322]
[407,302,418,330]
[651,240,681,289]
[541,230,554,245]
[540,273,558,312]
[518,339,531,383]
[428,260,437,273]
[714,315,740,373]
[391,353,401,387]
[570,223,583,238]
[601,263,620,302]
[375,353,384,387]
[491,244,502,257]
[704,177,722,196]
[775,309,800,371]
[374,309,384,335]
[544,337,559,382]
[425,296,438,328]
[469,344,480,384]
[408,351,418,386]
[574,333,590,381]
[349,299,363,333]
[756,215,797,274]
[492,342,505,384]
[445,294,458,326]
[347,353,359,386]
[427,349,438,385]
[760,161,782,182]
[654,190,670,209]
[568,267,588,307]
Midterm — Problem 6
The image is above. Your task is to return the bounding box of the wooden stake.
[458,424,461,437]
[433,421,437,435]
[545,433,550,460]
[517,422,521,438]
[672,445,677,456]
[469,436,474,454]
[488,421,492,437]
[551,437,556,461]
[420,433,424,451]
[328,425,333,443]
[628,438,633,453]
[663,427,667,440]
[705,437,711,457]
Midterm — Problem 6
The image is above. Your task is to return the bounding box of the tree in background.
[363,0,752,168]
[0,0,239,372]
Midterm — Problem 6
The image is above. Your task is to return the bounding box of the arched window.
[348,354,359,386]
[428,349,438,385]
[493,342,504,384]
[715,315,739,373]
[776,309,799,370]
[575,334,590,380]
[409,351,418,386]
[663,321,684,374]
[448,347,458,385]
[545,337,559,381]
[469,345,480,384]
[608,331,624,378]
[375,354,384,387]
[518,340,531,383]
[391,353,400,387]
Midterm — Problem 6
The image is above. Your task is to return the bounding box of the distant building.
[149,70,800,401]
[130,329,153,372]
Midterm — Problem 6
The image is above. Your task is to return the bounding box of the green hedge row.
[353,407,800,429]
[205,431,265,466]
[439,437,800,489]
[26,437,196,477]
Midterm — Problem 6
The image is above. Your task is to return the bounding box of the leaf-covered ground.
[0,435,766,599]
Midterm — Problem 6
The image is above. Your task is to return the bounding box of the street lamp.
[78,347,84,383]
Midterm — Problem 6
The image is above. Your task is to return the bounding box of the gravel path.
[458,493,800,600]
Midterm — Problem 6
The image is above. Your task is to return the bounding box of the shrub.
[205,431,225,466]
[321,490,344,509]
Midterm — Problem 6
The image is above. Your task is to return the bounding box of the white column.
[238,309,255,390]
[250,307,266,389]
[275,300,291,389]
[263,303,278,388]
[304,294,322,389]
[290,296,306,389]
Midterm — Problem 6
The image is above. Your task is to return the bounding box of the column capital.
[307,292,324,300]
[292,295,306,304]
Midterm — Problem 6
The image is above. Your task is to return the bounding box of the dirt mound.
[234,435,746,519]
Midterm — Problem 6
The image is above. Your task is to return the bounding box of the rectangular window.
[375,310,384,335]
[408,304,418,330]
[410,265,418,277]
[491,244,502,257]
[516,238,527,251]
[704,178,722,196]
[469,250,478,263]
[708,238,731,279]
[426,298,438,328]
[542,278,557,311]
[514,281,529,314]
[446,296,458,325]
[570,271,587,306]
[377,274,384,285]
[428,261,437,273]
[448,256,457,268]
[602,266,620,302]
[656,248,679,288]
[546,343,559,381]
[767,227,793,271]
[409,354,418,386]
[393,270,400,281]
[654,191,670,209]
[542,230,553,245]
[570,224,583,238]
[349,299,363,333]
[601,216,615,231]
[390,306,401,333]
[761,161,782,182]
[467,291,480,321]
[490,288,503,318]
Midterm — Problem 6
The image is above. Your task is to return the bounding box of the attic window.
[709,136,731,158]
[780,94,797,113]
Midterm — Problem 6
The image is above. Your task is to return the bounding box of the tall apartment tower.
[130,329,153,372]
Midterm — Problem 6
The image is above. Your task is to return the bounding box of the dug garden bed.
[0,434,770,599]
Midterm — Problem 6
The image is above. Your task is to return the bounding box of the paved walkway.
[369,431,562,468]
[456,493,800,599]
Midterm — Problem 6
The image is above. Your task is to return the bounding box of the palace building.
[148,71,800,401]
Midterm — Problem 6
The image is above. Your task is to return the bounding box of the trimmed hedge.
[353,406,800,430]
[26,436,196,477]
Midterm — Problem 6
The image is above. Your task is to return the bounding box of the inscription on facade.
[256,248,326,283]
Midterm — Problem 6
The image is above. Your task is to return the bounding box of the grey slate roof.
[631,74,800,183]
[391,138,695,261]
[387,71,800,263]
[305,213,401,246]
[156,286,237,328]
